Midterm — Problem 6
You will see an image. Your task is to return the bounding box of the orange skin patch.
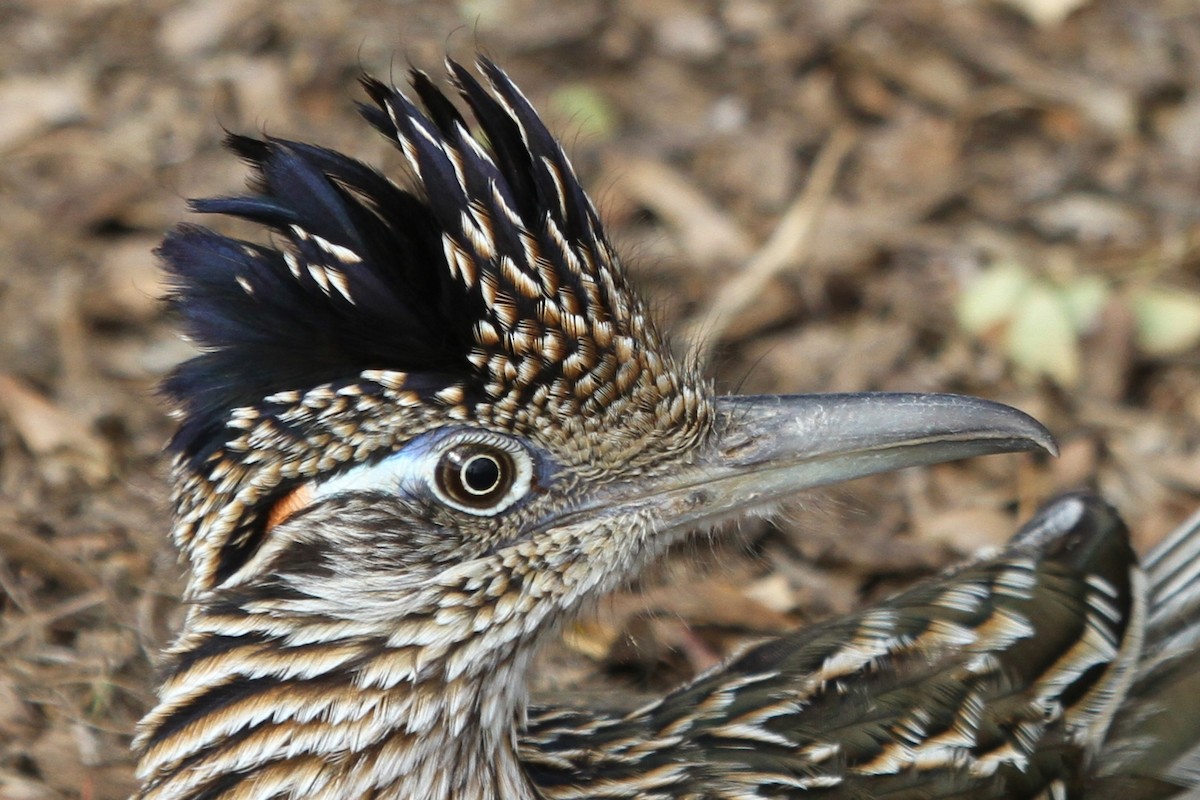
[265,483,314,532]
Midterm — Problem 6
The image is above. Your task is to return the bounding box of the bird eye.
[432,439,533,515]
[302,430,535,519]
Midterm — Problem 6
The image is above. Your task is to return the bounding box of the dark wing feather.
[523,493,1141,799]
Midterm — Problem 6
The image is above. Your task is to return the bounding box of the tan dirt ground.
[2,1,1199,797]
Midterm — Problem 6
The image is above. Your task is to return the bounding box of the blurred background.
[3,1,1200,796]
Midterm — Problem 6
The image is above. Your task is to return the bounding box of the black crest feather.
[160,58,608,467]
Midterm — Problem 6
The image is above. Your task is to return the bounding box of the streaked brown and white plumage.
[133,59,1200,800]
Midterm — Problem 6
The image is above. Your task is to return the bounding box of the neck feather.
[134,496,669,799]
[132,564,554,800]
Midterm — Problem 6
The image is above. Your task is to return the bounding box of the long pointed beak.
[572,392,1055,536]
[709,392,1055,489]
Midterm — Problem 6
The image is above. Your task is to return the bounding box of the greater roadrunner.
[133,59,1200,799]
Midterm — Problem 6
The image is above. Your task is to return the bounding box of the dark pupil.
[462,456,501,495]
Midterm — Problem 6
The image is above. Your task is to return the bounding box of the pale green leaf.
[1131,287,1200,356]
[1059,274,1110,333]
[956,261,1033,335]
[1006,284,1080,386]
[549,85,617,142]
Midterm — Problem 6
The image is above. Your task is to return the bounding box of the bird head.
[160,59,1054,629]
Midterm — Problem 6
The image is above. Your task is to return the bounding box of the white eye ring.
[307,430,534,517]
[430,437,533,515]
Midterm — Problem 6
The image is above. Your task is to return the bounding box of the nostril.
[721,438,759,461]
